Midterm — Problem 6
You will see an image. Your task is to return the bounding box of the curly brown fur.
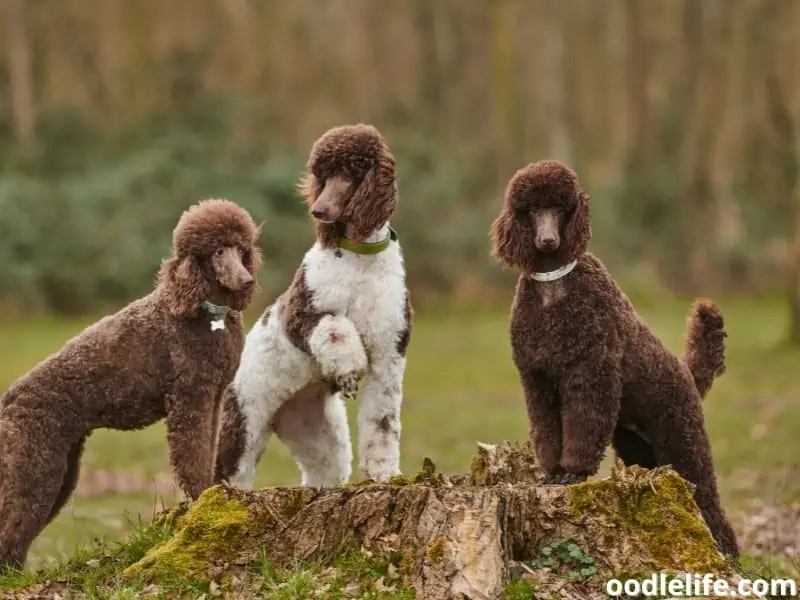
[491,160,738,557]
[0,199,261,571]
[685,299,727,398]
[297,123,398,247]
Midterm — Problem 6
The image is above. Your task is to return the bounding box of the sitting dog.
[490,160,739,557]
[0,199,261,570]
[216,124,412,488]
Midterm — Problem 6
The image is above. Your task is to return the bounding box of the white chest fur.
[303,241,407,353]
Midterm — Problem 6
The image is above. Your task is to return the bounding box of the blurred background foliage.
[1,0,799,327]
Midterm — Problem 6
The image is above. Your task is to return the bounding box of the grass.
[0,295,799,575]
[0,520,416,599]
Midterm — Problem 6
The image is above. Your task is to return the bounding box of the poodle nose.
[311,208,328,221]
[537,236,559,251]
[240,274,254,289]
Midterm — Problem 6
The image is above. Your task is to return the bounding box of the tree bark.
[126,444,731,600]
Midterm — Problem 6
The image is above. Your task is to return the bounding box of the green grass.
[1,295,799,571]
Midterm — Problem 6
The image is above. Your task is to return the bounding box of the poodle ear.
[490,206,534,271]
[157,255,212,318]
[250,244,263,275]
[248,224,264,274]
[297,172,318,208]
[563,188,591,257]
[346,166,397,241]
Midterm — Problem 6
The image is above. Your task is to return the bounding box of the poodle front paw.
[558,472,588,485]
[361,459,399,484]
[542,468,566,485]
[309,315,368,395]
[334,369,363,400]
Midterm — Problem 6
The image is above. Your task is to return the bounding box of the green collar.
[336,226,398,256]
[200,300,231,317]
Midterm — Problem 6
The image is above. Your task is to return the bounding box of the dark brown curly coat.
[0,199,261,570]
[490,160,738,557]
[297,123,398,248]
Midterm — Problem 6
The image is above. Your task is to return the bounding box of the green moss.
[570,470,726,572]
[386,457,447,487]
[504,578,536,600]
[150,501,190,529]
[387,474,415,486]
[470,454,488,485]
[426,538,446,564]
[123,486,251,582]
[634,474,726,570]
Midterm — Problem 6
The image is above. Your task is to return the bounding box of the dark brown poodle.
[490,160,739,557]
[0,199,261,571]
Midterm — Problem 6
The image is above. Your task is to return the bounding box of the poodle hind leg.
[0,425,71,570]
[216,383,267,489]
[650,409,739,557]
[612,424,657,469]
[45,436,87,525]
[217,377,302,490]
[273,381,352,488]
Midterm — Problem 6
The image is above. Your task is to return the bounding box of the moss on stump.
[120,443,731,599]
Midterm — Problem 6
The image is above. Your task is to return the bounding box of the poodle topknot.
[298,124,398,246]
[172,199,261,258]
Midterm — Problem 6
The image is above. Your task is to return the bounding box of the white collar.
[531,260,577,282]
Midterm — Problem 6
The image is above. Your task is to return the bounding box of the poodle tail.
[684,299,727,398]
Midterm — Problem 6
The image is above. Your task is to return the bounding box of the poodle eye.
[241,249,252,263]
[215,248,225,257]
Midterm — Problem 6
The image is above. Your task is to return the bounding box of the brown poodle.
[0,199,261,571]
[490,160,739,557]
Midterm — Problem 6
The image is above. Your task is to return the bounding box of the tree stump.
[124,442,731,599]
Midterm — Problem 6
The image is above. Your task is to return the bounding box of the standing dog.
[216,124,412,488]
[0,199,261,570]
[490,160,738,557]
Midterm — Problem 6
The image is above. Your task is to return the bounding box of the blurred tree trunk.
[756,0,800,343]
[620,0,656,202]
[790,171,800,345]
[220,0,257,89]
[99,0,123,122]
[710,7,746,257]
[488,0,523,176]
[5,0,35,144]
[768,71,800,344]
[676,0,713,290]
[543,3,570,164]
[415,0,441,133]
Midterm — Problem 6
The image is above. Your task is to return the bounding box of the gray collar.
[530,260,578,282]
[200,300,232,318]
